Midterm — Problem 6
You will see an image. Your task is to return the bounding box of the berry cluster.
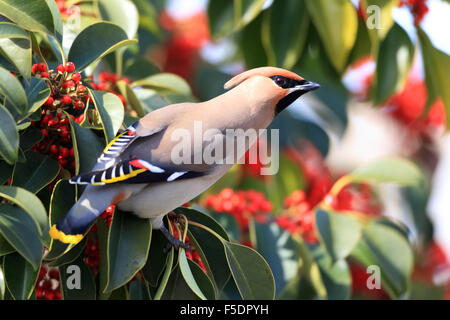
[400,0,429,25]
[90,71,129,107]
[30,61,87,174]
[203,188,273,232]
[35,264,62,300]
[276,190,316,243]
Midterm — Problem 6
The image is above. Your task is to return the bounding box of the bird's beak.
[294,81,320,92]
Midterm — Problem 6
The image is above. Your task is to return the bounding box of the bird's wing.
[69,158,205,185]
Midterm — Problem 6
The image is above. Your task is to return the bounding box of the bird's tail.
[49,186,115,244]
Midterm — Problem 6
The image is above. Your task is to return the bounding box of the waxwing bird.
[49,67,320,247]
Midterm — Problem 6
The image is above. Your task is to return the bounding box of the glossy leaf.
[0,22,31,81]
[104,209,151,293]
[142,230,169,287]
[0,204,43,269]
[309,244,351,300]
[359,220,414,298]
[24,77,51,118]
[98,0,139,39]
[132,73,192,97]
[48,238,87,268]
[60,255,96,300]
[250,220,300,296]
[208,0,266,39]
[0,66,28,117]
[418,28,450,128]
[0,104,18,165]
[68,22,137,71]
[178,249,207,300]
[44,0,63,44]
[0,0,55,35]
[0,234,14,256]
[263,0,309,68]
[315,209,362,262]
[187,259,216,300]
[210,211,241,242]
[116,80,145,117]
[372,23,414,105]
[161,265,199,300]
[306,0,358,72]
[89,89,125,143]
[0,22,28,39]
[349,157,423,187]
[68,116,104,175]
[0,185,48,240]
[12,150,59,193]
[3,252,39,300]
[362,0,398,43]
[129,279,151,300]
[224,241,275,300]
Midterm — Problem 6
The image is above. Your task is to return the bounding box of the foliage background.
[0,0,449,300]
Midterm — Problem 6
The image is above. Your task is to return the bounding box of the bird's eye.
[274,76,287,88]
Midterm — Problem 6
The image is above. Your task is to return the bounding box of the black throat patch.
[275,90,305,115]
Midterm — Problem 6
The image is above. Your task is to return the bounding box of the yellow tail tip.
[49,225,83,244]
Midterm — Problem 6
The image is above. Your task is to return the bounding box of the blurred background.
[19,0,450,299]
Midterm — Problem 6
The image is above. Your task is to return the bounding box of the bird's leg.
[160,224,189,253]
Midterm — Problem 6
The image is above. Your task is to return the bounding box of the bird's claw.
[160,224,189,253]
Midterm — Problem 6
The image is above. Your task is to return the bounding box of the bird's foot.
[160,224,189,253]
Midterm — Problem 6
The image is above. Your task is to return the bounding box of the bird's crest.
[224,67,304,90]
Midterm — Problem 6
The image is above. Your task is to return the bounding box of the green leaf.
[68,116,104,175]
[418,28,450,128]
[0,22,31,81]
[89,89,125,143]
[262,0,309,68]
[0,65,28,117]
[372,23,414,105]
[44,0,63,44]
[12,150,59,193]
[0,104,18,164]
[0,0,55,35]
[98,0,139,39]
[239,14,268,68]
[359,220,413,298]
[0,203,43,269]
[46,180,77,260]
[104,209,152,293]
[47,238,87,267]
[24,77,51,118]
[224,241,275,300]
[362,0,398,42]
[178,249,207,300]
[68,22,137,71]
[0,234,15,256]
[309,244,351,300]
[0,185,48,240]
[116,80,145,117]
[349,157,423,187]
[208,0,266,39]
[60,255,96,300]
[0,265,4,299]
[250,220,300,296]
[306,0,358,72]
[129,279,151,300]
[0,22,29,39]
[315,209,362,262]
[161,265,199,300]
[210,211,241,242]
[19,126,43,152]
[132,73,192,97]
[3,252,39,299]
[187,259,216,300]
[142,230,169,287]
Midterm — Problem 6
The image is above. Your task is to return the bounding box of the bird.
[49,66,320,248]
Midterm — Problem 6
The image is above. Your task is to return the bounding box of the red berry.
[37,62,47,72]
[41,129,48,137]
[31,64,38,74]
[62,95,72,105]
[50,145,59,154]
[59,147,69,158]
[69,148,74,158]
[77,84,86,93]
[63,80,75,88]
[56,64,65,74]
[49,269,59,279]
[41,72,49,79]
[71,72,81,83]
[74,100,85,110]
[75,114,85,123]
[44,96,54,106]
[65,62,75,73]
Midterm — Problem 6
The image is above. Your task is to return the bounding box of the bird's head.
[224,67,320,115]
